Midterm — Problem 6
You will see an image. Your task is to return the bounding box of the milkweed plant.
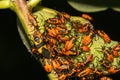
[0,0,120,80]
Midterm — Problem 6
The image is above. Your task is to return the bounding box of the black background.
[0,0,120,80]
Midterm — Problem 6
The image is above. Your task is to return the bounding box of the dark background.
[0,0,120,80]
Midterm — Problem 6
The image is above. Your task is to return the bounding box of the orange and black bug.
[77,67,92,77]
[111,48,119,57]
[59,74,67,80]
[57,35,69,42]
[28,13,38,28]
[97,30,111,43]
[83,54,93,65]
[113,44,120,51]
[103,49,114,62]
[79,23,90,33]
[64,36,76,51]
[80,45,90,52]
[52,59,60,69]
[47,18,60,24]
[93,68,103,76]
[100,76,112,80]
[108,67,120,74]
[100,60,111,69]
[57,57,69,65]
[57,64,70,71]
[61,12,70,19]
[43,58,53,72]
[82,14,93,21]
[81,29,94,45]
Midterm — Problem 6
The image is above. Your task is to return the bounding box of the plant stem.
[27,0,41,9]
[0,0,11,9]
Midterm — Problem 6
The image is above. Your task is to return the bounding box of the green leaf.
[112,7,120,12]
[67,0,120,12]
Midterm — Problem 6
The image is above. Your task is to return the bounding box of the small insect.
[45,27,57,37]
[52,59,60,69]
[28,13,38,28]
[61,12,71,19]
[81,29,94,45]
[103,49,114,62]
[77,67,92,77]
[80,45,90,52]
[97,30,111,43]
[111,49,119,57]
[93,68,103,76]
[57,35,69,42]
[43,58,52,72]
[100,60,110,69]
[57,57,69,65]
[47,12,70,24]
[113,44,120,51]
[82,14,93,21]
[100,76,112,80]
[108,67,120,74]
[79,23,90,33]
[63,50,77,56]
[64,36,76,51]
[59,74,67,80]
[72,21,83,29]
[57,64,70,71]
[83,54,93,65]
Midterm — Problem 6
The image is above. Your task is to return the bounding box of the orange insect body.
[57,57,69,65]
[80,45,90,52]
[44,59,52,72]
[28,13,38,28]
[64,50,77,56]
[52,60,60,69]
[47,12,70,24]
[100,76,112,80]
[108,67,120,74]
[113,44,120,51]
[64,36,76,51]
[79,23,89,33]
[81,30,94,45]
[57,35,69,42]
[111,49,119,57]
[94,69,103,76]
[103,49,114,62]
[82,14,93,21]
[100,60,110,69]
[97,30,111,43]
[46,26,68,38]
[77,67,92,77]
[59,74,67,80]
[58,65,69,71]
[84,54,93,64]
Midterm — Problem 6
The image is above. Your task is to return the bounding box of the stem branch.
[0,0,11,9]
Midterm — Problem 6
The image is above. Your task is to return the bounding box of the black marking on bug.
[34,36,40,42]
[36,42,45,48]
[42,47,51,58]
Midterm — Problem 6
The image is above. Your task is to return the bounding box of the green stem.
[27,0,41,9]
[0,0,11,9]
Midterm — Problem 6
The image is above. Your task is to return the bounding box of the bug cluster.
[30,12,120,80]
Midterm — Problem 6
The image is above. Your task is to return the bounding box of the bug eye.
[34,36,39,42]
